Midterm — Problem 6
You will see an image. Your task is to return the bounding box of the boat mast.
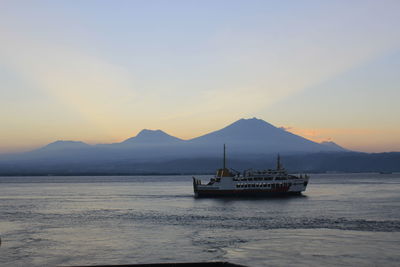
[223,144,226,169]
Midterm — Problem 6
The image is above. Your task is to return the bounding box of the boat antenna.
[223,144,226,169]
[277,154,281,170]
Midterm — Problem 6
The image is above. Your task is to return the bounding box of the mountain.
[38,140,91,151]
[188,118,346,154]
[6,118,349,158]
[29,120,348,155]
[96,129,186,159]
[0,117,362,175]
[9,140,104,163]
[120,129,184,145]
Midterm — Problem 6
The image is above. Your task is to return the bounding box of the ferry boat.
[193,145,309,198]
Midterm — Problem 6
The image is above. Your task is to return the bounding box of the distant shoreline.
[0,172,213,177]
[0,171,398,177]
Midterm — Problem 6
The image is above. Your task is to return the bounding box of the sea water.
[0,173,399,266]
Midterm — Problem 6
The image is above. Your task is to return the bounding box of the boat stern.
[192,177,201,196]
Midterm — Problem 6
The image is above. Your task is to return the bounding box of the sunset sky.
[1,0,399,153]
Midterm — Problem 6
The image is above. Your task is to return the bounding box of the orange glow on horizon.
[284,126,400,152]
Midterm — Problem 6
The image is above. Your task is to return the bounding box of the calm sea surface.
[1,173,400,267]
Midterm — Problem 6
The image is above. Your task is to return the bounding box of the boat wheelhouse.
[193,145,309,198]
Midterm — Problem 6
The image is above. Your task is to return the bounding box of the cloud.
[279,126,292,131]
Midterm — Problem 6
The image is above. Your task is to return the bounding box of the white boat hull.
[193,175,309,198]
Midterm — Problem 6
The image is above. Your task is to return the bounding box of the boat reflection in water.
[193,145,309,198]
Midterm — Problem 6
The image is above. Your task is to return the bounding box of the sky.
[1,0,399,153]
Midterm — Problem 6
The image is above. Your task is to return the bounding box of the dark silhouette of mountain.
[120,129,184,145]
[38,140,91,151]
[16,117,346,160]
[5,117,400,175]
[187,118,346,155]
[27,118,346,155]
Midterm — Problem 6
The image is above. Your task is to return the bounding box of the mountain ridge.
[121,129,184,144]
[187,118,346,154]
[3,118,348,160]
[2,118,400,174]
